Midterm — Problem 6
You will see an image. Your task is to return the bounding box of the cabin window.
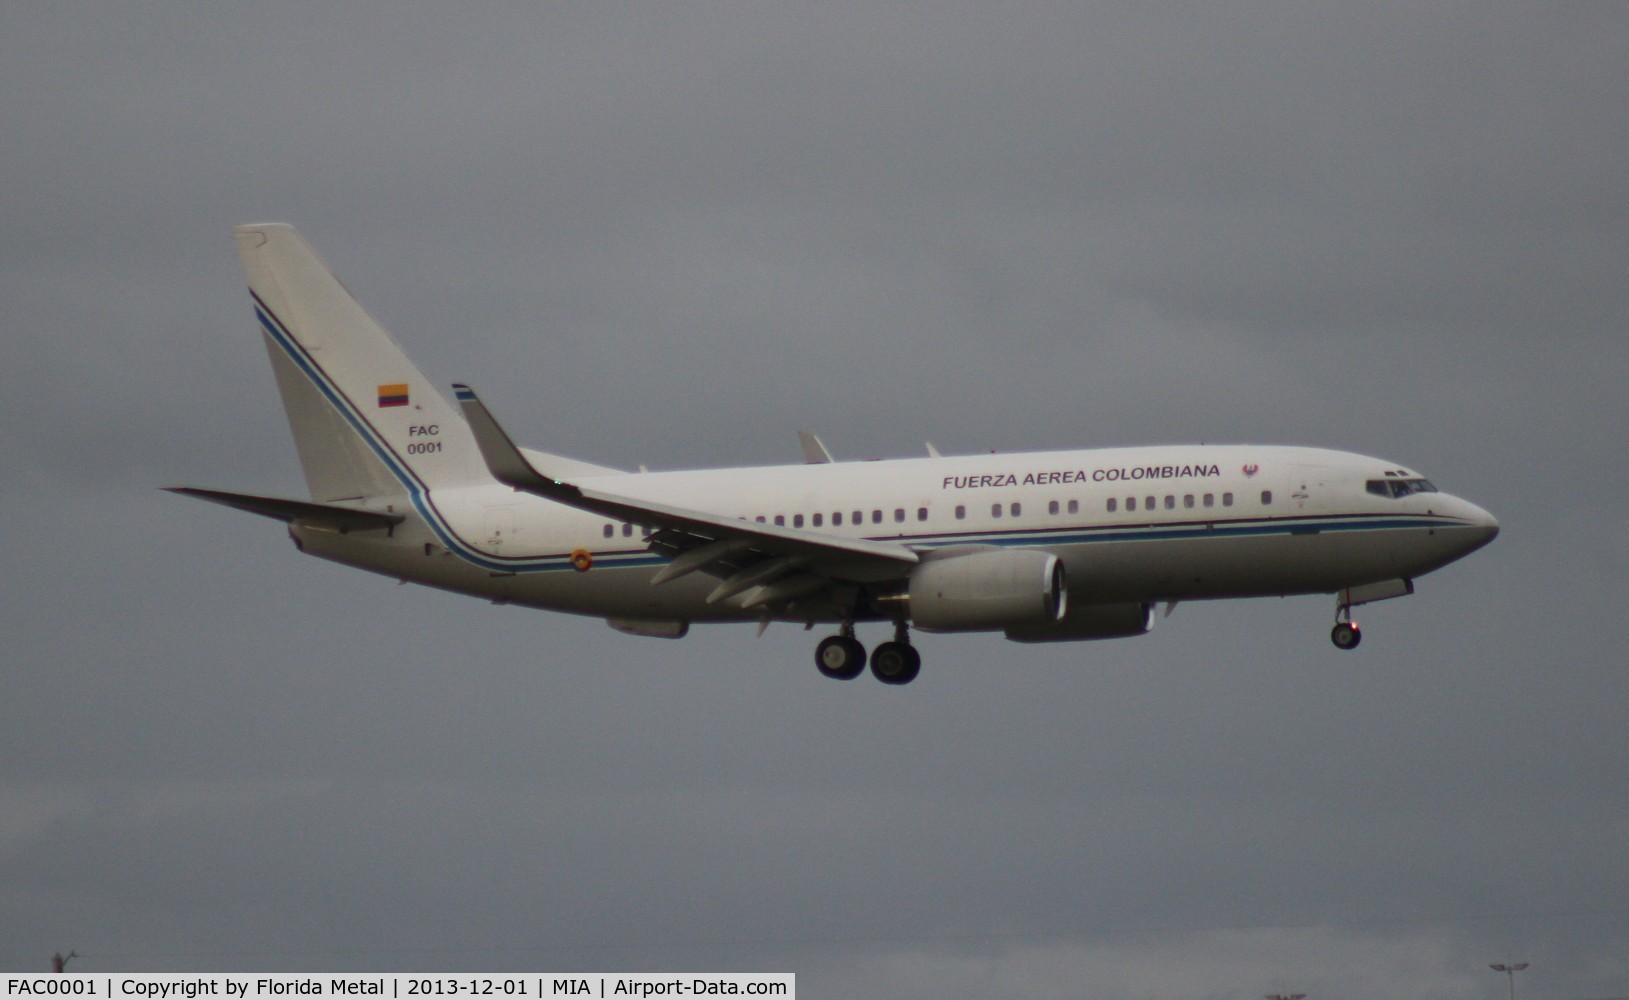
[917,507,928,521]
[1223,493,1234,507]
[832,512,842,526]
[812,513,824,527]
[955,505,966,520]
[1203,493,1215,508]
[1107,498,1118,512]
[1126,497,1137,511]
[1068,499,1079,514]
[992,503,1003,518]
[622,523,633,537]
[603,524,614,538]
[1164,495,1176,510]
[1048,500,1060,515]
[894,508,905,523]
[1260,490,1272,505]
[1145,496,1155,510]
[853,511,863,525]
[871,510,883,524]
[774,515,786,526]
[1184,494,1195,509]
[755,515,766,522]
[1012,502,1023,517]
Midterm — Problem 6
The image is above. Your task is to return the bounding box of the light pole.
[1490,962,1529,1000]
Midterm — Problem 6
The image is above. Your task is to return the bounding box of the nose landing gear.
[1331,601,1362,650]
[1331,621,1362,649]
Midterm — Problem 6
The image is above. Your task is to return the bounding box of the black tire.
[1331,622,1362,650]
[816,635,867,680]
[870,641,921,685]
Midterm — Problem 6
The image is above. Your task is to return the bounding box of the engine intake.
[908,549,1066,632]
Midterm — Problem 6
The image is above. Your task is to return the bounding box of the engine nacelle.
[908,549,1066,632]
[1004,601,1154,643]
[606,617,690,639]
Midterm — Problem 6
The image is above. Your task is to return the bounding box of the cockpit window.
[1366,478,1438,499]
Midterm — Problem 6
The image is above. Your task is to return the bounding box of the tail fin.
[236,223,486,501]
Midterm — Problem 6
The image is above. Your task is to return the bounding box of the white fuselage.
[185,223,1500,677]
[290,443,1498,624]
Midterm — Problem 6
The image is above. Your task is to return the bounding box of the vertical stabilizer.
[235,223,485,502]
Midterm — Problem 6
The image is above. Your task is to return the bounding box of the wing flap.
[650,537,757,586]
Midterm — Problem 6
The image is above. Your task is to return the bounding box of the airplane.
[170,223,1500,685]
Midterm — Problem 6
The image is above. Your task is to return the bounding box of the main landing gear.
[815,622,921,685]
[815,630,867,681]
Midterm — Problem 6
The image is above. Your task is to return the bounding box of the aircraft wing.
[454,384,919,610]
[166,486,405,533]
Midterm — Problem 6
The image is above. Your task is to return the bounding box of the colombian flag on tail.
[377,383,409,407]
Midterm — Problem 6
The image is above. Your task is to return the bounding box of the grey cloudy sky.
[3,4,1627,997]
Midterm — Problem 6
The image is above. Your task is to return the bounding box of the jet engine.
[606,617,690,639]
[1004,601,1154,643]
[907,549,1066,632]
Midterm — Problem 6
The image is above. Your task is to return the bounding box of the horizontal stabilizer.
[165,486,404,533]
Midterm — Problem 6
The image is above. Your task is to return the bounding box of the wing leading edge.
[452,384,919,611]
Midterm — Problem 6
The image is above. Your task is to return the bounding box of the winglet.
[452,384,578,501]
[798,431,834,464]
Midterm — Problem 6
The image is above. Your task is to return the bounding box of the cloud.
[3,3,1626,995]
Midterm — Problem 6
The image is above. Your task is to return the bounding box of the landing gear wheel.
[1331,621,1362,650]
[816,635,867,680]
[870,641,921,685]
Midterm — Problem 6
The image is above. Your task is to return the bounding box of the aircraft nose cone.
[1458,499,1500,549]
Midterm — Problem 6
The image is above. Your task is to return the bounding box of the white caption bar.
[4,976,793,1000]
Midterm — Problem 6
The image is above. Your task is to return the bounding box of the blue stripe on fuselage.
[896,512,1465,552]
[255,292,1464,577]
[253,295,583,573]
